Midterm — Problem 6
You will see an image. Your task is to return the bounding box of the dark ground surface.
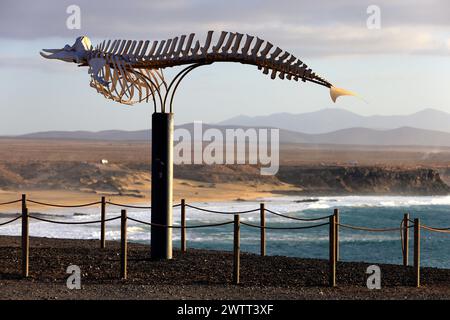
[0,235,450,300]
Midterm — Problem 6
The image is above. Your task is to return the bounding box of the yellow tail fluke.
[330,86,358,103]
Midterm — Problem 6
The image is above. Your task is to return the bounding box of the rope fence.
[420,224,450,234]
[106,201,152,209]
[27,199,101,208]
[0,194,449,287]
[185,203,260,215]
[265,208,331,222]
[241,221,329,230]
[127,216,234,229]
[337,223,404,232]
[28,215,121,225]
[0,199,21,206]
[0,215,21,226]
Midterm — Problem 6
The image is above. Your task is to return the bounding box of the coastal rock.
[0,161,448,196]
[276,166,450,195]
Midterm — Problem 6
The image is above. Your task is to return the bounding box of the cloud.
[0,0,448,58]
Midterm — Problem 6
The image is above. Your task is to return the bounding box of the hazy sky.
[0,0,449,134]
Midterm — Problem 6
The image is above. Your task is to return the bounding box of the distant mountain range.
[19,130,151,141]
[14,124,450,147]
[218,108,450,134]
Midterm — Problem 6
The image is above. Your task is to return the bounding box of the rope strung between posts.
[0,216,21,226]
[28,215,121,225]
[420,224,450,234]
[16,197,450,236]
[105,202,181,209]
[106,201,152,209]
[405,218,450,233]
[27,199,101,208]
[0,199,21,206]
[338,223,407,232]
[185,204,259,215]
[241,221,329,230]
[127,216,234,229]
[265,208,332,222]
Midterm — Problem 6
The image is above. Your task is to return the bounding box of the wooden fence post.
[403,213,409,267]
[329,214,336,287]
[260,203,266,257]
[334,208,339,261]
[233,214,240,285]
[100,196,106,249]
[22,206,29,278]
[181,199,186,253]
[414,218,420,288]
[120,209,127,280]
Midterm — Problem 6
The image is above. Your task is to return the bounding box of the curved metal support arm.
[133,70,164,113]
[162,63,209,113]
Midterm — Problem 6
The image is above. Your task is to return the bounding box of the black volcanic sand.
[1,236,450,300]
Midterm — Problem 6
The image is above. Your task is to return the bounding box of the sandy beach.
[0,181,296,214]
[0,235,450,300]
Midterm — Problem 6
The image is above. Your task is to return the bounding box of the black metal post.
[151,112,174,260]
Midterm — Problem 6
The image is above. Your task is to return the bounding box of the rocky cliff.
[0,161,448,196]
[276,166,450,195]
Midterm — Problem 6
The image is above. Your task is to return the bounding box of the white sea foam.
[0,195,448,244]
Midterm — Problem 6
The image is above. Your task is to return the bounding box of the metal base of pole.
[151,112,174,260]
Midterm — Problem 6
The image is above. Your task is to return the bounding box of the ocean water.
[1,195,450,268]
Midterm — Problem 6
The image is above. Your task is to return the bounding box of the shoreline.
[1,235,450,300]
[0,182,295,210]
[0,187,448,210]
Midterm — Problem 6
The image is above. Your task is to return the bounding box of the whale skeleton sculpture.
[40,31,356,261]
[41,31,354,110]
